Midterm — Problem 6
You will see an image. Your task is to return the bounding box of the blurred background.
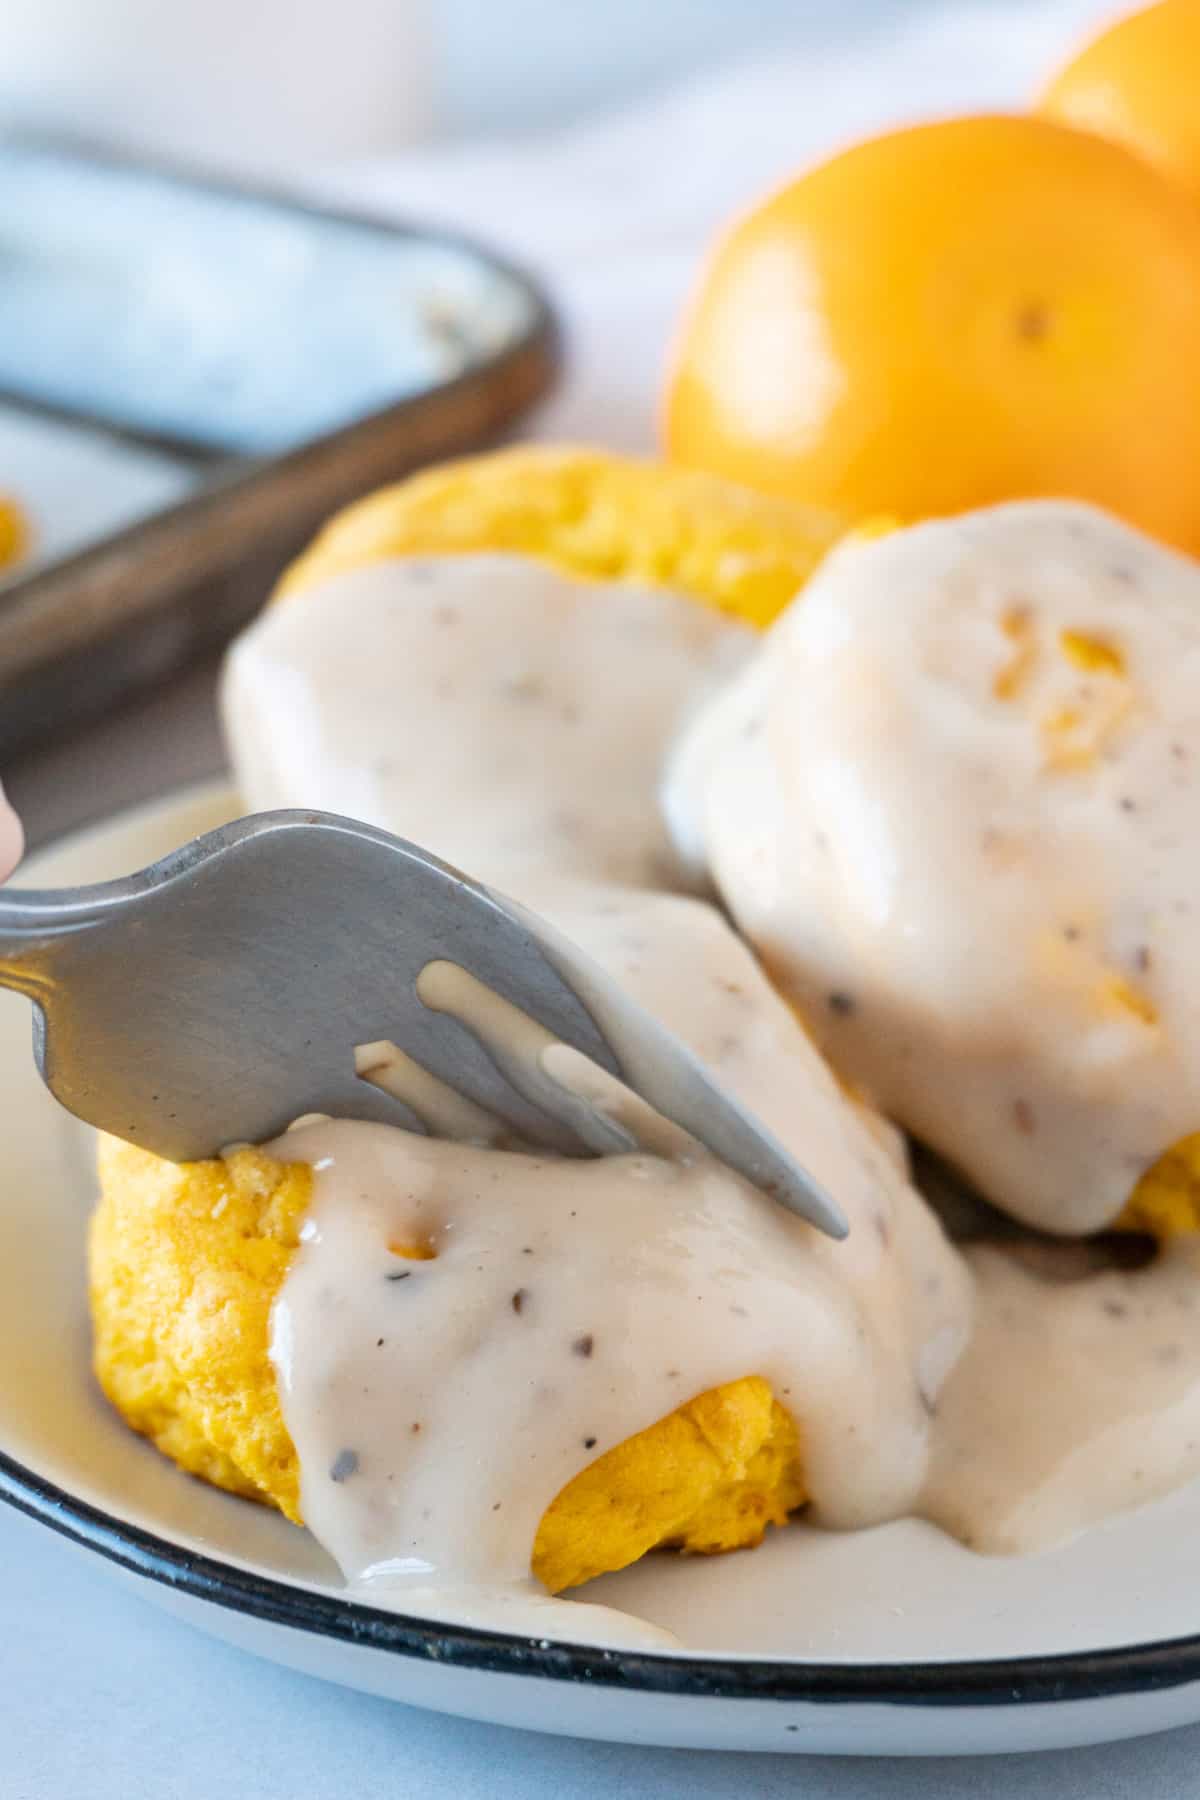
[0,0,1115,840]
[0,0,1067,166]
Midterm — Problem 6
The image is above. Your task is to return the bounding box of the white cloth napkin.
[316,0,1106,450]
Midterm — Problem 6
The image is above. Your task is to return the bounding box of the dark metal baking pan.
[0,141,559,757]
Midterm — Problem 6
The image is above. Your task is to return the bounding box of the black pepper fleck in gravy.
[1012,1098,1036,1136]
[330,1448,359,1483]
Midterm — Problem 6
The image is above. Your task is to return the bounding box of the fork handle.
[0,884,116,996]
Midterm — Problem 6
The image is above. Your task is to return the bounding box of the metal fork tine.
[445,1037,638,1155]
[354,1034,605,1157]
[499,892,850,1238]
[412,956,638,1155]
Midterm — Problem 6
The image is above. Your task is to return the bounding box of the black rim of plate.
[3,1446,1200,1708]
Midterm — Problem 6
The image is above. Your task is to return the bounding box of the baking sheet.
[0,141,557,753]
[0,143,538,455]
[0,403,193,579]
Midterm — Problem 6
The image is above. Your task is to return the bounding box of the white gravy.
[667,502,1200,1238]
[218,535,1200,1612]
[926,1235,1200,1553]
[268,1106,960,1593]
[224,552,751,894]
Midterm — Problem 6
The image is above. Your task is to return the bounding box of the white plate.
[4,781,1200,1757]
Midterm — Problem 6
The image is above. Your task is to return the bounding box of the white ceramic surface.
[3,782,1200,1756]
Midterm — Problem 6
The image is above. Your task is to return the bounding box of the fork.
[0,809,846,1237]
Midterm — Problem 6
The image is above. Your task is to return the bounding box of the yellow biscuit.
[90,1136,805,1593]
[1115,1133,1200,1241]
[277,445,845,629]
[533,1380,803,1594]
